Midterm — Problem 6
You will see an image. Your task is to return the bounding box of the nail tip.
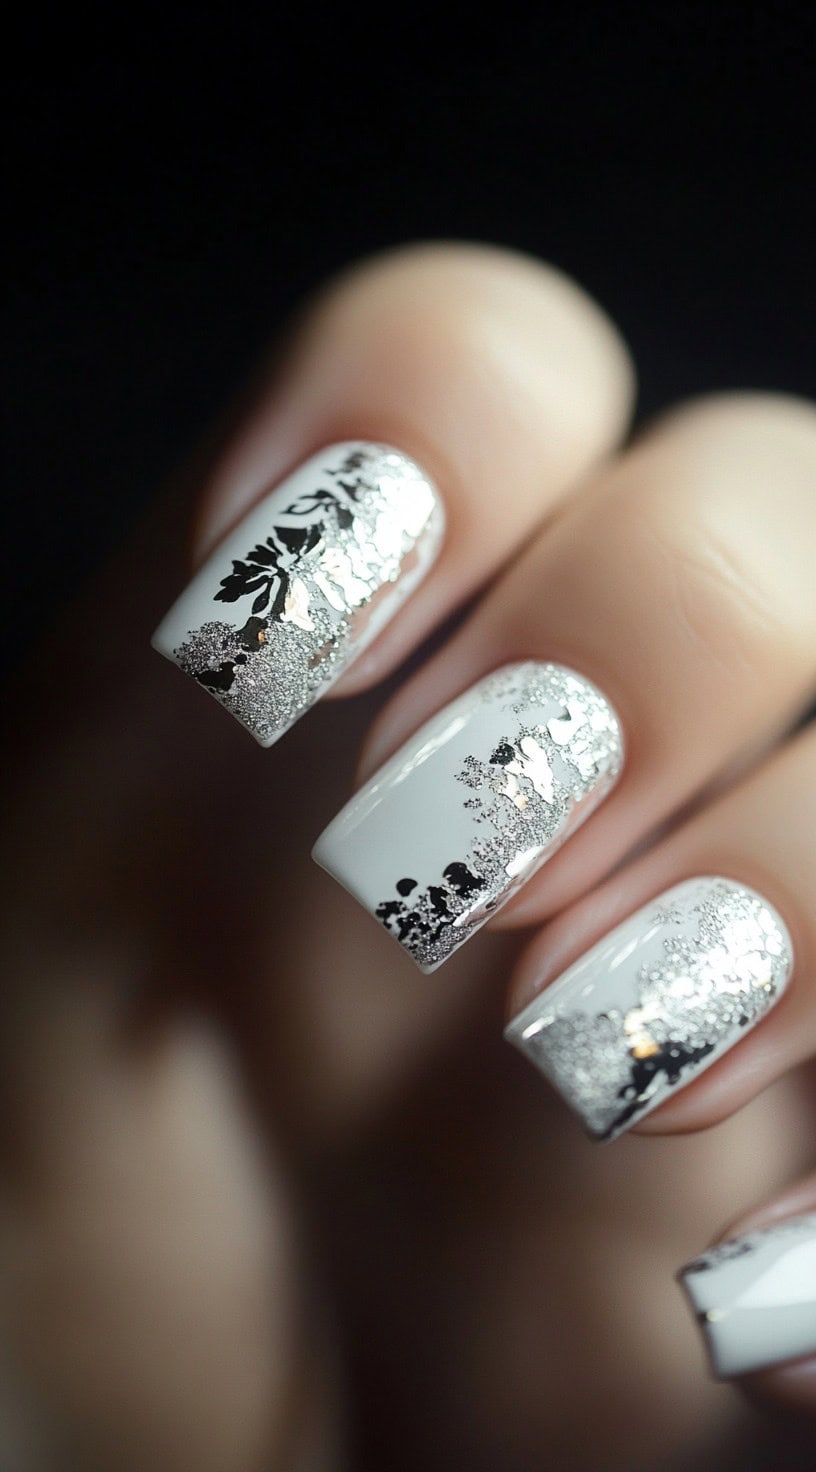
[676,1212,816,1381]
[415,956,445,975]
[312,841,445,974]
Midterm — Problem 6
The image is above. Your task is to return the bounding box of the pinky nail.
[679,1213,816,1377]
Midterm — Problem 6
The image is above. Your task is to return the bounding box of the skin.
[2,243,815,1469]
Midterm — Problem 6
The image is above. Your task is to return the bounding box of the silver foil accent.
[506,878,792,1141]
[154,443,443,745]
[371,664,623,969]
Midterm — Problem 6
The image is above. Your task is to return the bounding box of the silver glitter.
[374,665,623,969]
[509,879,792,1141]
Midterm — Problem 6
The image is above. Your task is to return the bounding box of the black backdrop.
[5,8,814,667]
[3,13,816,1468]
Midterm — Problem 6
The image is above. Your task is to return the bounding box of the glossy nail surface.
[313,662,623,971]
[679,1213,816,1377]
[153,442,443,745]
[505,877,792,1141]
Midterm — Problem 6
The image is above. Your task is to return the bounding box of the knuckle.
[637,493,792,678]
[600,390,816,675]
[668,532,785,676]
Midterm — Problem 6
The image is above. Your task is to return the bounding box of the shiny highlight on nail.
[505,877,792,1141]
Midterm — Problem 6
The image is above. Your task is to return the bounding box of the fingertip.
[742,1355,816,1420]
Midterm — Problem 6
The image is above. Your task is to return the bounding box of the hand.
[3,244,814,1470]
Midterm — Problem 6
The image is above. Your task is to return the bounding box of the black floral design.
[212,451,367,617]
[214,524,323,617]
[186,450,372,696]
[166,443,441,746]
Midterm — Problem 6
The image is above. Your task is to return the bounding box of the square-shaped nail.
[152,442,443,745]
[505,877,792,1141]
[312,662,624,971]
[679,1213,816,1377]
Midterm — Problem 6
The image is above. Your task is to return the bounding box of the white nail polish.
[313,662,623,971]
[152,443,443,745]
[679,1213,816,1377]
[505,877,792,1141]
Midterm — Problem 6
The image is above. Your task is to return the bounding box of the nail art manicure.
[679,1213,816,1377]
[313,662,623,971]
[152,443,443,745]
[505,878,792,1141]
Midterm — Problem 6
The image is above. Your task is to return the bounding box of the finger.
[4,242,633,1149]
[677,1165,816,1411]
[350,393,816,936]
[504,719,816,1142]
[7,242,633,1174]
[0,975,318,1469]
[154,242,633,745]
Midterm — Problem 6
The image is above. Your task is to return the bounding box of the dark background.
[5,8,814,661]
[3,14,816,1468]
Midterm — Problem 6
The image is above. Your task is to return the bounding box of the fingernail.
[505,877,792,1141]
[152,443,443,745]
[679,1213,816,1377]
[312,662,623,972]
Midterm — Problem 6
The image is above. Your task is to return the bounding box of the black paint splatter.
[598,1037,717,1141]
[490,742,515,766]
[373,732,556,962]
[193,616,268,693]
[375,860,487,955]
